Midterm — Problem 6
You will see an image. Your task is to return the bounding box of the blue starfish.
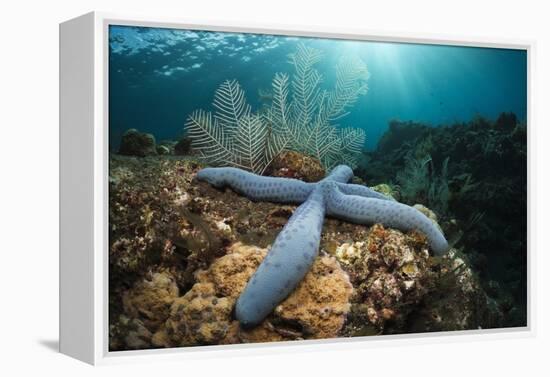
[197,165,449,327]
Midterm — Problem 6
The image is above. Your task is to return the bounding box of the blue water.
[109,25,527,151]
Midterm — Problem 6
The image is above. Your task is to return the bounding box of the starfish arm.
[326,185,449,255]
[336,182,394,201]
[235,188,326,327]
[325,165,354,183]
[197,167,314,203]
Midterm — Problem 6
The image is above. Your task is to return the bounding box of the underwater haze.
[109,25,527,151]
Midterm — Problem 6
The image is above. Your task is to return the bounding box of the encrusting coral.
[266,150,325,182]
[151,242,353,347]
[325,223,503,335]
[335,224,434,332]
[122,270,180,331]
[109,315,153,350]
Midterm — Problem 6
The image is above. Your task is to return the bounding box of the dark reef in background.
[357,112,527,327]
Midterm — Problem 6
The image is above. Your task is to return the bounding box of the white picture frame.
[59,11,535,365]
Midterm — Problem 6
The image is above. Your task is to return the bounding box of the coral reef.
[110,315,153,350]
[274,253,353,338]
[122,270,180,331]
[337,224,435,333]
[118,128,158,157]
[197,164,449,327]
[357,113,527,327]
[266,150,325,182]
[185,44,368,173]
[153,282,234,346]
[326,224,503,335]
[108,147,512,351]
[108,154,237,342]
[370,183,399,201]
[151,243,352,347]
[407,249,505,332]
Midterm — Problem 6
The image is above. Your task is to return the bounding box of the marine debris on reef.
[185,44,369,173]
[108,143,511,351]
[197,164,449,327]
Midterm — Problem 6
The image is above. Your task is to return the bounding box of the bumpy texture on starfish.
[197,165,449,327]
